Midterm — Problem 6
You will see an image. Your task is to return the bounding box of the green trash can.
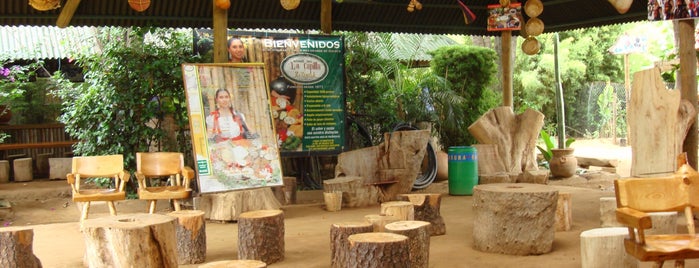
[448,146,478,195]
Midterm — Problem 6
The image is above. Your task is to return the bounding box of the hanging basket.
[524,0,543,18]
[280,0,300,10]
[522,37,540,55]
[28,0,61,11]
[524,17,544,37]
[128,0,151,12]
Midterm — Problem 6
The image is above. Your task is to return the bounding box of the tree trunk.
[330,221,374,268]
[238,210,285,264]
[199,187,281,221]
[346,233,410,268]
[0,227,41,268]
[396,193,446,236]
[168,210,206,264]
[379,201,414,221]
[385,220,431,268]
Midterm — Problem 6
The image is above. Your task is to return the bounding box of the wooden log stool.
[168,210,207,264]
[324,191,343,212]
[13,158,32,182]
[346,232,410,267]
[330,221,374,268]
[81,213,178,267]
[380,201,414,221]
[198,188,281,221]
[472,183,558,255]
[283,176,297,204]
[600,197,622,227]
[396,193,446,236]
[556,191,572,231]
[364,214,400,232]
[198,259,267,267]
[0,226,41,268]
[0,160,8,183]
[580,227,638,268]
[238,209,284,264]
[385,220,431,268]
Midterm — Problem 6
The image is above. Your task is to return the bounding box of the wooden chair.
[135,152,194,213]
[614,156,699,268]
[66,154,130,221]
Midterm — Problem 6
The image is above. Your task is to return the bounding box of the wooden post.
[320,0,332,34]
[238,210,285,264]
[678,19,698,169]
[81,213,178,268]
[56,0,82,28]
[502,31,513,107]
[0,227,41,268]
[396,193,446,236]
[212,0,228,63]
[385,221,431,268]
[168,210,207,265]
[380,201,414,221]
[346,233,410,267]
[330,222,373,268]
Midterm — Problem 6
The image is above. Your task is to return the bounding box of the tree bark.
[0,227,41,268]
[396,193,446,236]
[330,221,373,268]
[364,214,400,232]
[346,232,410,268]
[199,187,281,221]
[380,201,414,221]
[168,210,206,264]
[385,220,431,268]
[238,210,285,264]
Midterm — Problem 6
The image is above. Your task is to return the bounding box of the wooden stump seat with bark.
[364,214,400,232]
[0,227,41,268]
[396,193,446,236]
[238,209,285,264]
[385,220,431,268]
[330,221,374,268]
[472,183,558,255]
[346,232,411,268]
[198,187,281,221]
[380,201,414,221]
[168,210,207,264]
[580,227,638,268]
[81,213,178,268]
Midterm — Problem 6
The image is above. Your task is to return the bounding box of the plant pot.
[549,148,577,178]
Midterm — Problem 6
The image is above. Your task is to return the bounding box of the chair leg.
[148,200,157,214]
[107,201,117,216]
[173,199,181,211]
[675,259,685,268]
[81,202,91,221]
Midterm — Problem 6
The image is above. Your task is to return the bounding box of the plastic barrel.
[448,146,478,195]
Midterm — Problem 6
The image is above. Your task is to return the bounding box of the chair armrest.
[117,170,131,192]
[134,171,146,189]
[182,166,195,180]
[66,173,77,192]
[616,207,652,229]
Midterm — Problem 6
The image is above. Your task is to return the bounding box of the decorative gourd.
[128,0,150,12]
[215,0,231,10]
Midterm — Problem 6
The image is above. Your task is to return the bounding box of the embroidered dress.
[206,110,246,142]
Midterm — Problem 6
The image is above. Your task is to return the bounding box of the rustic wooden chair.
[135,152,194,213]
[614,154,699,268]
[66,154,130,221]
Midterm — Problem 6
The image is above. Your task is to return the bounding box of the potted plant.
[537,130,576,177]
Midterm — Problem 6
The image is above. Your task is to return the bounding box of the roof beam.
[56,0,82,28]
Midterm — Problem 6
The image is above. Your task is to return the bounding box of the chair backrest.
[136,152,184,177]
[72,154,124,178]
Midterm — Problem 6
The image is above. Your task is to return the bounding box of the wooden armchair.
[66,154,130,221]
[614,159,699,268]
[135,152,194,213]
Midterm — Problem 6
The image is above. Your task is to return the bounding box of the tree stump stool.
[81,213,178,268]
[555,191,572,231]
[198,188,281,221]
[346,232,410,268]
[385,220,431,268]
[324,191,343,212]
[380,201,414,221]
[199,259,267,267]
[13,158,32,182]
[0,160,8,183]
[283,176,297,204]
[330,221,374,268]
[396,193,446,236]
[364,214,400,232]
[600,197,622,227]
[168,210,207,264]
[472,183,558,255]
[0,227,41,268]
[580,227,638,268]
[238,209,284,264]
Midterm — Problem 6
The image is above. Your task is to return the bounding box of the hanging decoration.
[457,0,476,24]
[128,0,151,12]
[215,0,231,10]
[28,0,61,11]
[521,0,543,55]
[280,0,300,10]
[407,0,423,12]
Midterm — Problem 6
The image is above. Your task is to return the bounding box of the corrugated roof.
[0,0,648,36]
[0,26,98,60]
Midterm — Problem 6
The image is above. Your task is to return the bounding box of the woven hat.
[524,0,544,17]
[525,17,544,37]
[522,37,540,55]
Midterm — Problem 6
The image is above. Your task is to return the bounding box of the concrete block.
[13,158,33,182]
[49,157,72,180]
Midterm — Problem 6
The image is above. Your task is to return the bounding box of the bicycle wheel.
[345,116,373,151]
[392,123,437,190]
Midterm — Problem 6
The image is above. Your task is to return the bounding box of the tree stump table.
[472,183,558,255]
[396,193,446,235]
[385,220,431,268]
[238,209,284,264]
[346,232,410,267]
[199,259,267,267]
[168,210,206,264]
[81,213,178,267]
[0,226,41,268]
[330,221,374,268]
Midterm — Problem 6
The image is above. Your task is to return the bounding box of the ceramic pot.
[549,148,577,178]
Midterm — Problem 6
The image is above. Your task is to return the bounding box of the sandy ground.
[0,138,694,267]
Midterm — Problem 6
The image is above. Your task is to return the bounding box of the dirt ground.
[0,138,694,267]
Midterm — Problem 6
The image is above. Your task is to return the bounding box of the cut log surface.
[346,232,410,268]
[330,221,374,268]
[385,220,431,268]
[168,210,207,264]
[323,176,381,208]
[81,213,178,268]
[0,226,41,268]
[199,259,267,268]
[396,193,446,236]
[364,214,400,232]
[380,201,415,221]
[199,187,281,221]
[472,183,558,255]
[580,227,638,268]
[238,210,285,265]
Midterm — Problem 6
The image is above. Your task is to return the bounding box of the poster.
[486,3,523,31]
[182,63,283,193]
[194,30,346,156]
[648,0,699,20]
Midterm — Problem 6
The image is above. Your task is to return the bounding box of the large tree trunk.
[238,210,285,265]
[330,222,374,268]
[0,227,41,268]
[385,221,431,268]
[168,210,206,265]
[198,187,281,221]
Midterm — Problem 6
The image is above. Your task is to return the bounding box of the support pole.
[56,0,82,28]
[502,31,513,107]
[553,33,566,148]
[213,0,228,63]
[678,20,698,169]
[321,0,332,34]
